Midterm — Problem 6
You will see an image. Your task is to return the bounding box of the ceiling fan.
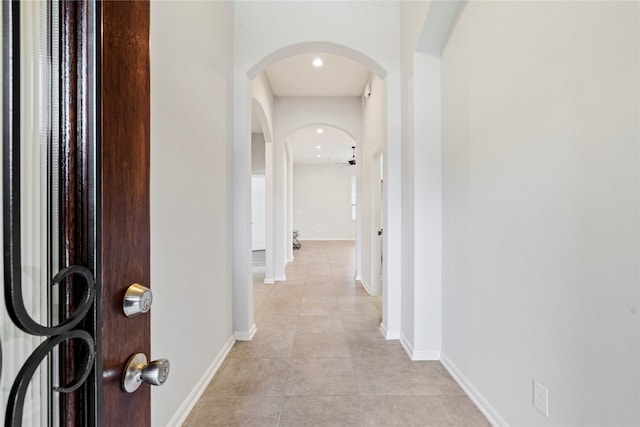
[337,146,356,167]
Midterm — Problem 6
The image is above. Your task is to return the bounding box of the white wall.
[150,1,234,425]
[275,97,361,139]
[233,0,403,341]
[293,164,356,240]
[399,0,430,360]
[251,133,265,174]
[251,175,266,251]
[440,2,639,425]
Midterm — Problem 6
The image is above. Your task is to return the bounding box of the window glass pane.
[1,2,54,425]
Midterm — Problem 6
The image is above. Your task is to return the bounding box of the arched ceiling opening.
[248,41,386,81]
[288,125,355,166]
[265,52,370,97]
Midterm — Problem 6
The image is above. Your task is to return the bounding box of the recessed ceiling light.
[316,154,321,158]
[316,145,322,149]
[312,58,323,67]
[316,128,324,134]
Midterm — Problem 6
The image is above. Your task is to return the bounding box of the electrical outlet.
[533,379,549,417]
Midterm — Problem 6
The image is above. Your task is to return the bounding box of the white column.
[273,135,287,281]
[286,143,294,262]
[410,52,442,359]
[264,142,275,284]
[232,77,256,340]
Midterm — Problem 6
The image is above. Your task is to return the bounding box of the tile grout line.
[275,394,286,427]
[438,396,458,427]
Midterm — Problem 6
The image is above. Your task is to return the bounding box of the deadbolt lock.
[123,283,153,318]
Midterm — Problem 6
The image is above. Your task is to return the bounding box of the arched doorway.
[234,41,400,344]
[286,124,359,252]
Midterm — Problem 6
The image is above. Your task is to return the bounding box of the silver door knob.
[122,353,170,393]
[123,283,153,318]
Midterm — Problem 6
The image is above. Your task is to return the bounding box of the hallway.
[184,241,489,426]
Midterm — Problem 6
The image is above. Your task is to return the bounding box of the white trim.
[264,277,275,284]
[359,278,380,297]
[441,353,509,427]
[287,256,294,263]
[400,333,413,358]
[274,275,286,282]
[399,333,440,360]
[360,277,373,295]
[234,323,257,341]
[165,335,235,427]
[411,350,440,361]
[379,322,401,340]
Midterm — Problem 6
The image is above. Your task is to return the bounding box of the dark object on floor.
[293,230,301,250]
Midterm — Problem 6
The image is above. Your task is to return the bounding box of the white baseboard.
[234,323,257,341]
[167,335,235,427]
[379,322,401,340]
[411,350,440,361]
[287,256,294,263]
[360,278,373,295]
[399,333,440,360]
[440,353,509,427]
[264,277,275,284]
[400,333,413,358]
[274,275,286,282]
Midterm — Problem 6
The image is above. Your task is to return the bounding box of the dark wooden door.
[2,1,151,425]
[100,1,151,426]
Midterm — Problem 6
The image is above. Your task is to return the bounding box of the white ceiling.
[288,126,355,167]
[251,52,369,165]
[265,52,370,97]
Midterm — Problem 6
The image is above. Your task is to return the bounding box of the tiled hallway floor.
[184,241,490,426]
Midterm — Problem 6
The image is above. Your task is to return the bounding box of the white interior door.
[251,175,266,251]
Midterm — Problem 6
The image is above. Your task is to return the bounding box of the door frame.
[2,1,151,425]
[370,143,384,296]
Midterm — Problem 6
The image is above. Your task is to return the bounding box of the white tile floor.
[184,240,490,426]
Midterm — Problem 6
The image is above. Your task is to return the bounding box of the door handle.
[122,353,170,393]
[377,229,383,236]
[123,283,153,318]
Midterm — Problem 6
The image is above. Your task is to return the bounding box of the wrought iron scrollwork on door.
[2,1,100,425]
[2,263,96,425]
